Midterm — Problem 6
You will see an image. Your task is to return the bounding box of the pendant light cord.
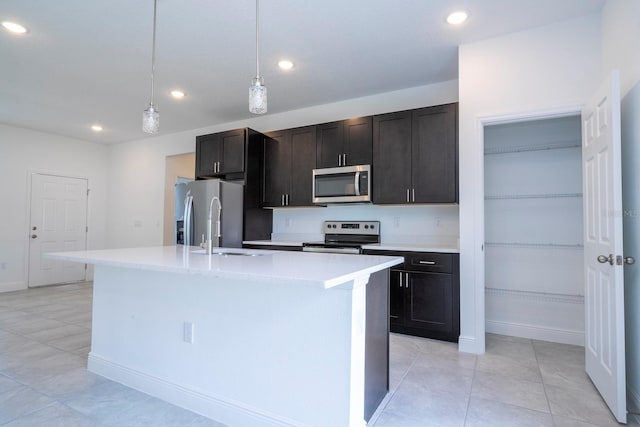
[149,0,157,105]
[255,0,260,78]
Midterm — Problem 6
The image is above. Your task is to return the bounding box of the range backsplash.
[271,204,459,246]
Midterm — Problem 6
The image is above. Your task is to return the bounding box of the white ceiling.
[0,0,605,144]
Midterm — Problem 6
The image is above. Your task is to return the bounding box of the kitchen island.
[48,245,403,427]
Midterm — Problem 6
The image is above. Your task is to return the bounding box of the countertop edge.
[242,240,460,253]
[47,247,403,289]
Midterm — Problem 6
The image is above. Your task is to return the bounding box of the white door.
[28,174,88,287]
[582,70,627,423]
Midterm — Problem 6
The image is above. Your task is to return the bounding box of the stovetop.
[303,221,380,248]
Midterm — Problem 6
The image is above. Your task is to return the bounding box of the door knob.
[32,226,37,231]
[624,256,636,265]
[31,234,37,239]
[597,254,614,265]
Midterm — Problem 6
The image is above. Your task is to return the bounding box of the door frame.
[464,104,582,355]
[25,170,91,287]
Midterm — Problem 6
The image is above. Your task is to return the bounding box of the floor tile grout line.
[369,348,420,426]
[462,354,480,426]
[531,338,556,423]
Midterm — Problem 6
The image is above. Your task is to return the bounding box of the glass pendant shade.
[143,0,159,133]
[249,76,267,114]
[142,104,159,134]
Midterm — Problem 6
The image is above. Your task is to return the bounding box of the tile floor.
[0,282,635,426]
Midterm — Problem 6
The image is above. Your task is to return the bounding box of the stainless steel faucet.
[205,196,222,254]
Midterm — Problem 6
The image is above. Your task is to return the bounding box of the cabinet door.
[405,271,455,334]
[263,130,291,207]
[316,121,344,168]
[344,116,372,166]
[195,135,221,178]
[372,111,412,204]
[389,269,405,327]
[289,126,317,206]
[219,129,245,174]
[411,104,457,203]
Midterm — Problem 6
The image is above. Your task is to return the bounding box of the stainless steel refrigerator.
[174,179,244,248]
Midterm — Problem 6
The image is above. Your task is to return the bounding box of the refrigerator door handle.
[184,195,194,246]
[183,193,190,246]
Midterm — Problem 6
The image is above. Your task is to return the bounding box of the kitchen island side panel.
[88,264,381,427]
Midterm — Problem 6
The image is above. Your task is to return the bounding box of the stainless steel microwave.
[312,164,371,204]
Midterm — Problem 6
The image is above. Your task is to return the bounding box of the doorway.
[28,173,88,287]
[483,115,584,345]
[163,153,195,245]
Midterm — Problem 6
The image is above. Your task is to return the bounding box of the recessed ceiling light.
[91,125,103,132]
[2,21,27,34]
[446,11,468,25]
[170,90,186,99]
[278,60,294,71]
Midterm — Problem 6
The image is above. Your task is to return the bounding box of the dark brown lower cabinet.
[365,250,460,342]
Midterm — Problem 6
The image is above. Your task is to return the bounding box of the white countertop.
[48,246,403,289]
[242,240,460,253]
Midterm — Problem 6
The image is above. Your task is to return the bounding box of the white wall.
[458,14,602,353]
[0,124,108,292]
[271,205,459,247]
[106,80,459,249]
[602,0,640,97]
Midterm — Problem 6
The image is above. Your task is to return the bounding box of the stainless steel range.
[302,221,380,254]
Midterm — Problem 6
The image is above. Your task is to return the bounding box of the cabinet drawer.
[404,253,453,273]
[406,253,452,273]
[363,249,455,273]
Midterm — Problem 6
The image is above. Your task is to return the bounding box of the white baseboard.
[486,319,584,346]
[88,353,302,427]
[458,335,484,354]
[0,281,26,293]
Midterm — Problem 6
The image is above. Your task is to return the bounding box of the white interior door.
[582,70,627,423]
[28,173,88,287]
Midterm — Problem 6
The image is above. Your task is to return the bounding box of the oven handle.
[354,171,361,196]
[302,246,361,255]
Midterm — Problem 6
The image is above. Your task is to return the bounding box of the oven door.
[312,165,371,204]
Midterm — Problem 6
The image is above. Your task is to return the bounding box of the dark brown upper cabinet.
[316,117,372,168]
[263,126,317,207]
[373,103,458,204]
[196,128,246,180]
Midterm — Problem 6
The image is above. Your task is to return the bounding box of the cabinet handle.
[281,194,284,206]
[418,261,436,265]
[342,154,347,166]
[406,189,410,203]
[338,155,342,167]
[399,272,403,288]
[405,273,409,288]
[412,188,415,203]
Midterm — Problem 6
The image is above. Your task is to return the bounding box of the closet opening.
[483,115,584,346]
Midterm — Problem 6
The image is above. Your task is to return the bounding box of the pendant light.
[142,0,159,133]
[249,0,267,114]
